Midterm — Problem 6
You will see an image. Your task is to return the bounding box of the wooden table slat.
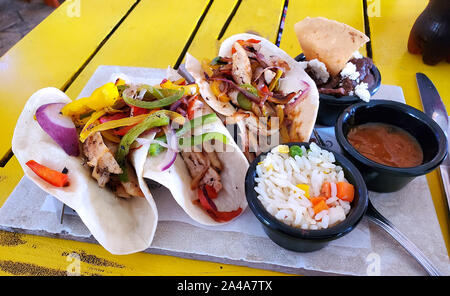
[0,0,138,158]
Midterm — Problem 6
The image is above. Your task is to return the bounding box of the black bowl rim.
[294,53,382,104]
[335,99,448,176]
[245,142,369,240]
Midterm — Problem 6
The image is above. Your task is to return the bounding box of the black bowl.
[295,53,381,126]
[335,100,448,192]
[245,142,368,252]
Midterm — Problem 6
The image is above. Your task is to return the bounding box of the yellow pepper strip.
[280,123,290,144]
[79,114,149,143]
[201,59,214,77]
[210,80,232,102]
[173,78,186,85]
[269,69,283,92]
[61,82,120,117]
[101,130,121,143]
[115,78,126,86]
[79,109,107,141]
[160,80,198,96]
[79,110,185,143]
[296,184,310,199]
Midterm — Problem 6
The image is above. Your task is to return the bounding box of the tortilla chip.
[294,17,369,76]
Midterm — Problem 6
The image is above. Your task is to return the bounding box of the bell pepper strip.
[148,113,219,156]
[204,184,218,199]
[130,105,150,116]
[79,114,149,143]
[101,130,121,143]
[138,84,165,100]
[26,160,69,187]
[122,89,184,109]
[178,132,229,149]
[268,69,283,91]
[160,80,199,96]
[210,80,232,103]
[187,95,200,120]
[113,124,138,136]
[197,187,242,222]
[61,82,120,117]
[98,112,128,124]
[79,109,107,141]
[173,78,186,85]
[210,56,227,66]
[237,84,258,111]
[115,111,172,181]
[201,59,214,78]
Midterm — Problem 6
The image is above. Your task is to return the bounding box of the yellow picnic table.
[0,0,448,276]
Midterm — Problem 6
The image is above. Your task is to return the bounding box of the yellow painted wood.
[65,0,211,99]
[0,0,137,159]
[279,0,366,58]
[368,0,450,255]
[0,230,285,276]
[184,0,285,63]
[0,157,23,208]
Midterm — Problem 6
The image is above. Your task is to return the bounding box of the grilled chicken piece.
[181,150,223,192]
[199,167,222,193]
[120,162,144,198]
[83,132,122,187]
[202,142,223,172]
[232,42,252,84]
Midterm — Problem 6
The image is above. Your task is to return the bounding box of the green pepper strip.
[138,84,165,100]
[178,132,229,149]
[123,88,184,109]
[116,111,170,181]
[149,113,218,156]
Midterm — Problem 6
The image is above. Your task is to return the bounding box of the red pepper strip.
[99,112,128,124]
[187,95,199,120]
[113,124,138,136]
[26,160,69,187]
[198,187,218,213]
[131,106,150,116]
[197,187,242,222]
[204,184,218,199]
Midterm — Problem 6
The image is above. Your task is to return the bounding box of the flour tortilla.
[294,17,369,76]
[185,33,319,142]
[142,103,249,226]
[12,87,158,255]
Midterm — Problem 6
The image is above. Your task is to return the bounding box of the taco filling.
[186,34,319,162]
[31,76,243,222]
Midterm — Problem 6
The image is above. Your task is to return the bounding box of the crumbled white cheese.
[340,62,360,80]
[354,82,371,102]
[307,59,329,83]
[352,50,363,59]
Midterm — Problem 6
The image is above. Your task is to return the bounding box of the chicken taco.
[12,70,248,254]
[185,33,319,160]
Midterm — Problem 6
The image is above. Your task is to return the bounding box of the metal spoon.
[313,129,442,276]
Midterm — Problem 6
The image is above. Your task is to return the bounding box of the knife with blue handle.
[416,73,450,216]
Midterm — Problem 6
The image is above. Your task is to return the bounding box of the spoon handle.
[366,202,442,276]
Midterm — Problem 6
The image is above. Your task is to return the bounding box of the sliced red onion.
[35,103,79,156]
[285,81,311,111]
[210,78,261,103]
[157,125,178,171]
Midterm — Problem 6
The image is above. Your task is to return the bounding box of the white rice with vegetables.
[254,143,354,230]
